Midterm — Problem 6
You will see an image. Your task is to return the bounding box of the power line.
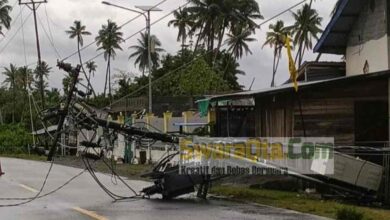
[0,5,26,45]
[104,0,307,110]
[37,13,62,59]
[0,160,54,207]
[44,4,55,49]
[20,4,28,65]
[0,11,32,55]
[82,0,191,68]
[60,0,168,62]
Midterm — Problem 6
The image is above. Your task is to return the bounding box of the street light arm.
[101,1,148,20]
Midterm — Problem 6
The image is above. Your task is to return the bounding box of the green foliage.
[287,3,323,66]
[0,0,12,35]
[129,33,165,75]
[95,19,123,98]
[263,20,289,87]
[0,124,32,154]
[179,58,228,95]
[336,207,364,220]
[186,0,262,54]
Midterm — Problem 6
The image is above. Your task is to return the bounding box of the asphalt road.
[0,157,329,220]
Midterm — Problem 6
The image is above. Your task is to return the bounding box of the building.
[110,96,201,117]
[200,0,390,202]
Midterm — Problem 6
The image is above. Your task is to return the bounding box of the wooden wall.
[252,79,388,146]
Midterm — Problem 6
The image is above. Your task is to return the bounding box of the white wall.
[346,35,389,76]
[345,0,389,76]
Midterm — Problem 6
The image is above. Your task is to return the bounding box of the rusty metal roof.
[210,69,390,102]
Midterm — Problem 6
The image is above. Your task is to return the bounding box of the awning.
[314,0,366,54]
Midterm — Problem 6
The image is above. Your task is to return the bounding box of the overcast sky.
[0,0,340,94]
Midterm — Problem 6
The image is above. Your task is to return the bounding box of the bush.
[0,124,32,154]
[336,207,364,220]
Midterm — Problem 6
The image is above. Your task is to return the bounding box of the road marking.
[72,207,108,220]
[18,184,38,193]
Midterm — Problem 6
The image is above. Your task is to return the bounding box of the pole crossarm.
[102,1,162,114]
[19,0,47,5]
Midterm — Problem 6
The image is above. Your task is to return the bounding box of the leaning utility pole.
[19,0,47,108]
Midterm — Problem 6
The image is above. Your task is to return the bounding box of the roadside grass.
[0,154,152,180]
[90,161,153,179]
[211,185,390,220]
[0,153,46,161]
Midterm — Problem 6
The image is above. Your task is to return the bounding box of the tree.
[129,32,165,76]
[168,7,195,51]
[226,26,256,60]
[113,70,135,99]
[16,66,33,122]
[214,51,244,91]
[187,0,262,60]
[85,61,97,96]
[96,20,123,100]
[152,49,243,96]
[179,58,228,95]
[288,4,322,67]
[85,61,97,82]
[263,20,289,87]
[0,0,12,36]
[33,61,51,99]
[17,66,33,92]
[2,64,17,123]
[65,20,95,97]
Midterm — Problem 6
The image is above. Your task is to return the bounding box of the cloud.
[0,0,340,94]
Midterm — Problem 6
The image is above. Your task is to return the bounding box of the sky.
[0,0,340,94]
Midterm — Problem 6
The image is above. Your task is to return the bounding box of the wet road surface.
[0,157,330,220]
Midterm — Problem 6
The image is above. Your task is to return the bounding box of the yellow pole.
[131,111,137,126]
[163,111,173,133]
[118,112,125,125]
[207,108,216,133]
[182,111,194,133]
[146,113,154,130]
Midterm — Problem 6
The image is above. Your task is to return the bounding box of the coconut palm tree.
[188,0,261,57]
[96,20,123,100]
[17,66,33,92]
[65,20,96,97]
[85,61,97,91]
[0,0,12,36]
[2,64,18,123]
[225,26,256,60]
[33,61,51,97]
[263,20,289,87]
[288,4,323,67]
[168,7,195,51]
[129,32,165,76]
[16,66,33,122]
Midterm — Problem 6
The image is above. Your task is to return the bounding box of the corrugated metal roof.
[210,69,390,102]
[314,0,366,54]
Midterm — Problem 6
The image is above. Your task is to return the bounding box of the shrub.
[0,124,32,154]
[336,207,364,220]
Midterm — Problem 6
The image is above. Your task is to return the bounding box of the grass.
[0,153,47,161]
[211,185,390,220]
[0,154,153,180]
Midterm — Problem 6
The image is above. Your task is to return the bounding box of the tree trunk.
[194,24,205,54]
[103,56,110,98]
[271,48,277,87]
[108,51,112,103]
[213,26,226,66]
[77,42,96,98]
[12,85,15,124]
